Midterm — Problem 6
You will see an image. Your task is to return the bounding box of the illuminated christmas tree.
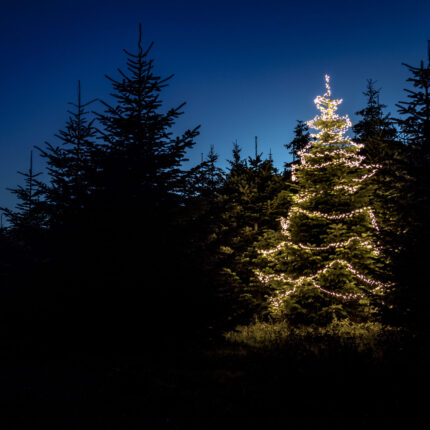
[257,75,390,324]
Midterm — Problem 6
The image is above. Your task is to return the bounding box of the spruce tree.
[95,26,199,206]
[397,56,430,151]
[2,151,45,233]
[257,76,390,325]
[353,80,406,311]
[228,141,247,175]
[354,80,399,162]
[94,25,199,253]
[198,145,224,197]
[36,81,97,231]
[394,48,430,324]
[217,141,289,324]
[284,120,311,171]
[86,25,201,334]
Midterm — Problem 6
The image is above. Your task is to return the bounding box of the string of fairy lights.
[302,150,365,163]
[257,74,390,312]
[279,206,380,234]
[334,184,360,193]
[297,140,364,159]
[259,259,386,289]
[293,183,363,203]
[259,258,388,307]
[294,186,363,204]
[291,159,381,181]
[260,236,381,256]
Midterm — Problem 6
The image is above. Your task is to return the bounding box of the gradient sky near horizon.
[0,0,429,210]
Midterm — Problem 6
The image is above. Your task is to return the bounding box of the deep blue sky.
[0,0,429,210]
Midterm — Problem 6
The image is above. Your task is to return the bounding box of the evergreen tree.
[217,141,290,324]
[174,145,226,328]
[352,80,406,319]
[394,49,430,324]
[1,152,48,317]
[198,145,224,196]
[228,140,247,175]
[2,151,45,234]
[257,76,390,325]
[353,79,409,323]
[9,83,102,344]
[36,81,97,232]
[94,24,199,251]
[284,120,311,171]
[397,56,430,151]
[353,80,399,162]
[84,25,201,334]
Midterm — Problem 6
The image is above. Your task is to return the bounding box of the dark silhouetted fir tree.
[36,81,97,234]
[1,151,45,236]
[394,48,430,325]
[94,25,199,246]
[0,151,51,346]
[89,25,200,335]
[354,80,399,160]
[284,120,311,172]
[353,80,406,284]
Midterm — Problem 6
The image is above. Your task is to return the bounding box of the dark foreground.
[0,328,427,430]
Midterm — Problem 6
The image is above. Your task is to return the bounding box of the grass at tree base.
[0,320,427,429]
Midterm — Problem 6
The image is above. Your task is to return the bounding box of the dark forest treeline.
[1,30,430,353]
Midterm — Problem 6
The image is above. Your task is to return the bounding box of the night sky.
[1,0,429,210]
